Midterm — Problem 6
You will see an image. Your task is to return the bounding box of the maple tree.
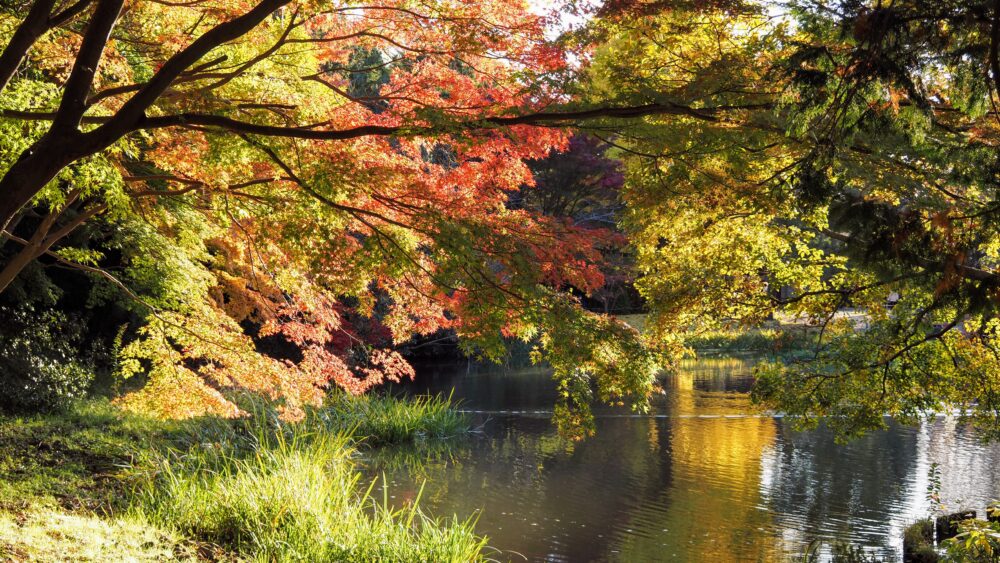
[13,0,1000,442]
[0,0,688,429]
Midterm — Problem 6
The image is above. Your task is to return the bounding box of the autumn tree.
[17,0,1000,441]
[0,0,718,431]
[515,133,641,314]
[580,0,1000,439]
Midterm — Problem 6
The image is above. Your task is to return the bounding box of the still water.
[371,357,1000,562]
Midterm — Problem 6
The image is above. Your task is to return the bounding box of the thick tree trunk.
[0,197,62,291]
[0,0,124,233]
[0,136,81,235]
[0,0,291,236]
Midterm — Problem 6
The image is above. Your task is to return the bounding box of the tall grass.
[129,397,486,562]
[180,391,470,452]
[0,394,481,560]
[319,392,469,446]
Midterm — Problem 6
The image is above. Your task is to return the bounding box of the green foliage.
[0,306,94,413]
[581,1,1000,440]
[319,392,469,447]
[528,294,663,438]
[928,463,944,514]
[903,520,938,563]
[752,311,1000,441]
[943,520,1000,562]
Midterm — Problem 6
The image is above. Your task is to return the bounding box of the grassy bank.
[0,393,485,562]
[682,327,815,356]
[617,313,816,356]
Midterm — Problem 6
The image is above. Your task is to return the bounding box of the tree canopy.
[585,0,1000,439]
[5,0,1000,440]
[0,0,674,433]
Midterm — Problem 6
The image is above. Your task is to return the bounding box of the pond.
[370,357,1000,562]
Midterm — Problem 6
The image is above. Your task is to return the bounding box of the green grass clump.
[318,392,469,446]
[133,415,486,562]
[179,392,471,453]
[0,393,482,561]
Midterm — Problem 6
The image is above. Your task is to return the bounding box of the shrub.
[903,520,938,563]
[0,306,93,413]
[943,520,1000,562]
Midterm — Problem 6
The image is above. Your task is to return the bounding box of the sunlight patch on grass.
[0,508,196,562]
[0,393,480,562]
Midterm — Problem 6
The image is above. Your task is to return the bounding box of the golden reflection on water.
[609,358,781,562]
[378,357,1000,562]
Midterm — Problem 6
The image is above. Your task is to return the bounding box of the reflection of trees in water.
[370,414,685,561]
[679,356,756,375]
[760,421,919,552]
[759,419,1000,557]
[667,357,757,395]
[380,360,1000,561]
[917,418,1000,516]
[614,368,776,561]
[452,416,682,561]
[385,362,783,561]
[393,361,560,412]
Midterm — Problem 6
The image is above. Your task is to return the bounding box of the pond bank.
[0,394,485,562]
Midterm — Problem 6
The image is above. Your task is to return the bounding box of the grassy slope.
[0,394,480,562]
[0,403,203,561]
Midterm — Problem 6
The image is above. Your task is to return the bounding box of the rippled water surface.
[370,358,1000,562]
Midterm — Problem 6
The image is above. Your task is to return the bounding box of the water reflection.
[371,358,1000,562]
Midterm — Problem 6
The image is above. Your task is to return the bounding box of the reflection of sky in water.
[374,358,1000,562]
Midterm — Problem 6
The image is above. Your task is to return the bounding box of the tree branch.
[0,0,59,95]
[131,102,770,138]
[86,0,292,146]
[51,0,124,133]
